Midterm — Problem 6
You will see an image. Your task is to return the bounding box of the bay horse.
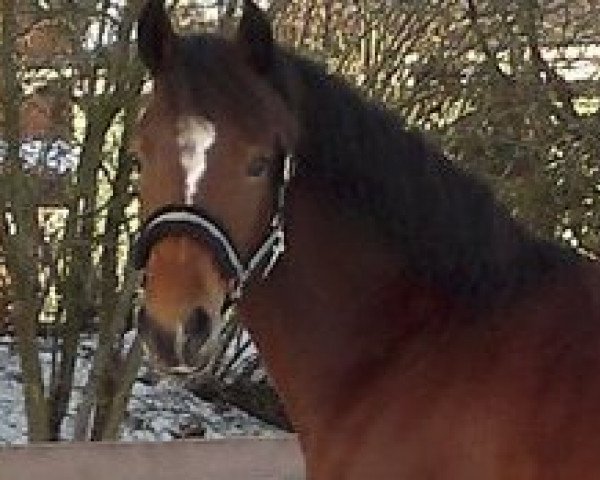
[132,1,600,478]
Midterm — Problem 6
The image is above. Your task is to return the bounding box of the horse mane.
[167,33,578,309]
[272,48,578,309]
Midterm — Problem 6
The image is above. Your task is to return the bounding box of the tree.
[1,0,146,441]
[273,0,599,254]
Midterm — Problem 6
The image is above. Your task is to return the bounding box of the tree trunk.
[1,0,50,442]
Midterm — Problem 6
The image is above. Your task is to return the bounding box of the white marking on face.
[177,116,216,205]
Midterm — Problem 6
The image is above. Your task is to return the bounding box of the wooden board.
[0,436,305,480]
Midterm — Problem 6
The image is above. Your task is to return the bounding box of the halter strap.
[133,153,295,304]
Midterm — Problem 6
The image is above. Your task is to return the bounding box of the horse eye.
[247,156,270,177]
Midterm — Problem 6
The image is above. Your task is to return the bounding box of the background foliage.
[0,0,598,442]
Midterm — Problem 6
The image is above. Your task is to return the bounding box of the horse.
[131,1,600,478]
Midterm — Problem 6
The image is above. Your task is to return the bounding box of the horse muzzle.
[137,306,221,375]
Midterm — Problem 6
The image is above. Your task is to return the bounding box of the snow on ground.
[0,336,26,444]
[0,334,279,444]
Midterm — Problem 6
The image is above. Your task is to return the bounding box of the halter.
[133,153,295,308]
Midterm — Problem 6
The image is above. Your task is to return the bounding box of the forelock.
[161,34,286,137]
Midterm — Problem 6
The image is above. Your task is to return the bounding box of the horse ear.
[236,0,273,74]
[138,0,175,74]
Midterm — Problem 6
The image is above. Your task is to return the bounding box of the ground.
[0,333,279,443]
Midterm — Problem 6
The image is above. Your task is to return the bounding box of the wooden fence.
[0,436,305,480]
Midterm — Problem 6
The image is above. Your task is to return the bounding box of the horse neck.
[238,178,468,442]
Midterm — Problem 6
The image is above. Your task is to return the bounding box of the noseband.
[133,153,295,308]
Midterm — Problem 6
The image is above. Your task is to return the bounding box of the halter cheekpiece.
[133,153,295,305]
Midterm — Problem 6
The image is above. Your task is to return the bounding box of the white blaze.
[177,116,216,204]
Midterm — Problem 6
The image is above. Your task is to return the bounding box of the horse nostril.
[136,308,180,367]
[185,307,212,344]
[180,307,213,367]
